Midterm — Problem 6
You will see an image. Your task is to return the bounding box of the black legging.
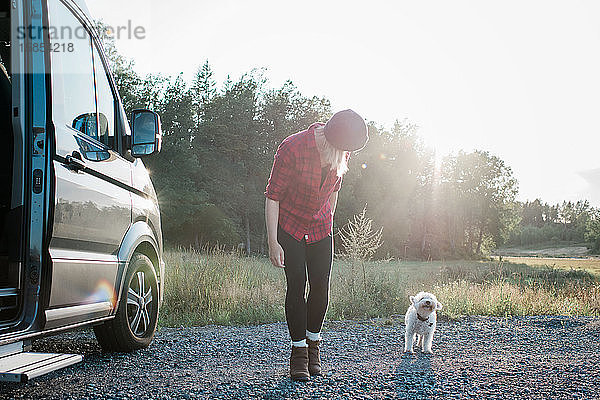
[278,227,333,342]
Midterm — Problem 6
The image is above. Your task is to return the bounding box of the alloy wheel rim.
[126,270,153,337]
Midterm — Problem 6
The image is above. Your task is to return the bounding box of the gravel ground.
[0,316,599,399]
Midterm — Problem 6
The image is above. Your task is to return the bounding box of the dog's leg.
[423,332,434,354]
[415,334,422,348]
[404,330,415,353]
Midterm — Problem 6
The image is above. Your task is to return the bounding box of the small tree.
[339,205,383,261]
[338,205,383,296]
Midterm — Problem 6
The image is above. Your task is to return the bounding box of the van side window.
[92,45,115,149]
[48,2,98,142]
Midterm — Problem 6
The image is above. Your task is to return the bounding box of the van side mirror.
[130,109,162,157]
[72,113,97,136]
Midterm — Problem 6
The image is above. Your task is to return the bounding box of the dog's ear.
[409,295,416,305]
[436,301,443,310]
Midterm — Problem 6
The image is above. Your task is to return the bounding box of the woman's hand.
[269,241,285,268]
[265,198,284,268]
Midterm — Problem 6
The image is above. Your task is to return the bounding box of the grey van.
[0,0,164,381]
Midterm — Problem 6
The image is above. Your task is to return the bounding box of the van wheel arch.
[132,241,160,281]
[118,221,161,281]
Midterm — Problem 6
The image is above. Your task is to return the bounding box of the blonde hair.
[314,126,349,177]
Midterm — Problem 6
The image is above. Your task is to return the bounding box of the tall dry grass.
[160,247,285,326]
[159,248,600,327]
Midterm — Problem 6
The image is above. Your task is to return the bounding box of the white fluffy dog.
[404,291,442,354]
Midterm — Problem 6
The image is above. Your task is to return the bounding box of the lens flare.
[86,279,117,308]
[361,163,367,169]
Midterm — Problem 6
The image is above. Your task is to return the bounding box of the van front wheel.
[94,253,159,352]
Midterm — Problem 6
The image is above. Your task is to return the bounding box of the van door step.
[0,342,82,383]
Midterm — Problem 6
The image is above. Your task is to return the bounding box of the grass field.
[159,248,600,327]
[498,256,600,276]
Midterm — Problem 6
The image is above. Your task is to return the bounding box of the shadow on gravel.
[261,377,302,400]
[394,353,435,398]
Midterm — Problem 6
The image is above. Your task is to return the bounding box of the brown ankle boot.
[290,346,310,381]
[306,339,322,376]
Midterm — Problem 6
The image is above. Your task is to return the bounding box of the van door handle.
[64,151,86,171]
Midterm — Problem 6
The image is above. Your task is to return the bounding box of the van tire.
[93,253,159,352]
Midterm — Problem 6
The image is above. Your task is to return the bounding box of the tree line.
[509,199,600,251]
[100,33,600,259]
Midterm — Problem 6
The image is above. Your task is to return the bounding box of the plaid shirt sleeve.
[265,140,295,201]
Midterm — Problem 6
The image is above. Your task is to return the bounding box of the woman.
[264,109,368,381]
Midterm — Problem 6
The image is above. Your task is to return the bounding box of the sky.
[85,0,600,207]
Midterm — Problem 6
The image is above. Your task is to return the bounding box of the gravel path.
[1,316,599,399]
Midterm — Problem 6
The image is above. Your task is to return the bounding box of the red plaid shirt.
[265,123,344,244]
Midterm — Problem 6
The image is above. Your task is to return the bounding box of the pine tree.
[191,60,217,126]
